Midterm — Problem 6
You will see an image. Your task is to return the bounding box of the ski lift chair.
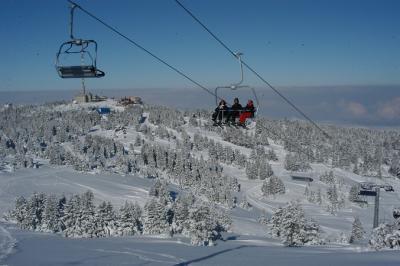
[56,39,105,79]
[55,3,105,79]
[214,52,259,127]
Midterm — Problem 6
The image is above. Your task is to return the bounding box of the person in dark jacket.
[239,99,255,126]
[212,99,229,124]
[228,97,243,124]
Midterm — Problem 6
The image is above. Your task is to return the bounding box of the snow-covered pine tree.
[258,210,268,225]
[326,184,339,214]
[149,179,171,204]
[134,134,142,146]
[22,192,46,230]
[239,196,252,210]
[41,194,64,233]
[117,201,142,236]
[304,185,310,197]
[308,191,316,203]
[171,196,191,235]
[187,203,229,246]
[319,171,335,185]
[389,157,400,178]
[95,201,117,237]
[284,152,311,172]
[369,223,394,249]
[61,194,80,237]
[266,149,278,161]
[245,161,258,180]
[142,198,170,235]
[8,196,28,225]
[316,188,322,205]
[348,184,361,202]
[63,191,96,238]
[79,190,97,237]
[353,161,360,175]
[261,175,285,197]
[349,216,365,243]
[258,159,274,180]
[270,202,321,246]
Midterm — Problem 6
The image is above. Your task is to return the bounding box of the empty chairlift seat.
[57,65,105,79]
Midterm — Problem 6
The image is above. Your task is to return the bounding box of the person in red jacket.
[239,99,255,126]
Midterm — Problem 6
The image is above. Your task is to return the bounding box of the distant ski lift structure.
[291,175,313,182]
[214,52,259,127]
[55,3,105,82]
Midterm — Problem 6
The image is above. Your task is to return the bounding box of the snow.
[1,223,400,266]
[1,100,400,264]
[0,223,16,263]
[0,165,152,214]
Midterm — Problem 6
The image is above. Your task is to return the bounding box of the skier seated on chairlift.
[212,99,229,124]
[228,97,243,124]
[238,99,255,126]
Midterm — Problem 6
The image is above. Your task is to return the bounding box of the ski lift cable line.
[174,0,332,140]
[66,0,216,98]
[64,0,319,163]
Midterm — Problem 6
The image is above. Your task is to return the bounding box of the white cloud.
[377,97,400,120]
[338,100,368,117]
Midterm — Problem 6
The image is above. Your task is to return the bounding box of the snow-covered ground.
[1,220,400,266]
[1,100,400,265]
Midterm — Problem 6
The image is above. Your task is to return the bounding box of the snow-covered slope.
[1,100,400,265]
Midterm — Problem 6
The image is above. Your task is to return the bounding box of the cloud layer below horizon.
[1,85,399,128]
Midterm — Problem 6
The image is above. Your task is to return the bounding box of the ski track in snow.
[94,248,185,264]
[0,224,16,264]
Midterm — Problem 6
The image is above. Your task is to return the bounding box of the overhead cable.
[174,0,332,140]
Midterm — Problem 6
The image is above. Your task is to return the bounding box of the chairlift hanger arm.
[232,52,244,88]
[69,2,78,40]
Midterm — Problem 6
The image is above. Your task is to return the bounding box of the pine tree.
[149,179,171,204]
[95,201,117,237]
[117,201,142,236]
[63,191,96,238]
[239,196,252,210]
[171,197,190,235]
[270,202,321,246]
[62,194,81,237]
[187,203,218,246]
[41,194,64,233]
[327,185,339,214]
[348,184,361,202]
[142,198,170,235]
[304,185,310,197]
[245,161,258,180]
[134,134,142,146]
[262,176,285,197]
[316,188,322,205]
[9,196,28,225]
[349,217,365,243]
[389,157,400,178]
[258,160,274,180]
[353,162,360,175]
[22,192,46,230]
[369,223,394,249]
[266,149,278,161]
[79,190,96,237]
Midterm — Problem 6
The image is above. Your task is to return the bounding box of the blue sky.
[1,0,400,126]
